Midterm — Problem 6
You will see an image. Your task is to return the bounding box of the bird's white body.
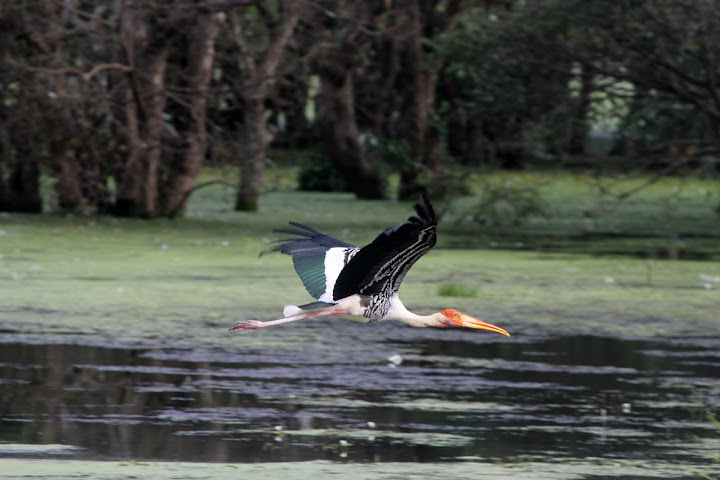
[283,294,447,328]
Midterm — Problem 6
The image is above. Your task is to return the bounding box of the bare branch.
[8,58,133,81]
[255,1,301,84]
[166,179,235,219]
[53,0,116,28]
[594,156,697,201]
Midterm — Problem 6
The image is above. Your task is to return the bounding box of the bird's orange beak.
[443,309,510,336]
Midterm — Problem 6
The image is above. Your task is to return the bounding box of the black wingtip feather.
[262,223,325,256]
[289,221,322,233]
[407,192,436,226]
[272,222,321,237]
[418,192,436,224]
[261,221,356,259]
[332,193,438,300]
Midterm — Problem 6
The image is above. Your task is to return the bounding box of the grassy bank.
[1,168,719,347]
[192,166,720,259]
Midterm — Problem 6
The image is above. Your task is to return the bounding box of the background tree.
[159,9,226,218]
[113,2,227,218]
[435,4,584,168]
[300,0,468,199]
[570,0,720,158]
[1,1,230,218]
[391,0,465,199]
[0,1,116,213]
[226,1,300,212]
[304,0,388,199]
[1,0,718,216]
[467,0,720,164]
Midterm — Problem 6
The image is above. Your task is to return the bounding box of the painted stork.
[230,194,509,336]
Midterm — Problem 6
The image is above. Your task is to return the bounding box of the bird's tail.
[283,301,337,317]
[283,305,303,317]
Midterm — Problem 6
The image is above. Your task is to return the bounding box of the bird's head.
[440,309,510,336]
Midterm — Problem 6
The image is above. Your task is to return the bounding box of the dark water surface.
[0,332,718,475]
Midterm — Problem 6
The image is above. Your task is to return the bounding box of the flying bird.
[230,194,509,337]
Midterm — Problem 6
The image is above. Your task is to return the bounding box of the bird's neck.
[388,296,447,328]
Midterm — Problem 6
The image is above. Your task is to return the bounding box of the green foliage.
[437,283,477,298]
[461,177,547,227]
[365,134,411,172]
[433,13,572,162]
[620,92,708,148]
[297,147,348,193]
[433,1,720,164]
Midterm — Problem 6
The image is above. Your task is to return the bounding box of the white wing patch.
[319,247,357,302]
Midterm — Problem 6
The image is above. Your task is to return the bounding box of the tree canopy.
[0,0,717,217]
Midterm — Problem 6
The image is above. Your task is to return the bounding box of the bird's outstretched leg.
[230,309,350,332]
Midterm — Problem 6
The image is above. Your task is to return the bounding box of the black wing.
[264,222,358,300]
[333,193,437,299]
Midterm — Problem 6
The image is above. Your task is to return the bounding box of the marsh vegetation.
[1,170,719,479]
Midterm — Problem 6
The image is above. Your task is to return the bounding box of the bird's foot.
[230,320,264,332]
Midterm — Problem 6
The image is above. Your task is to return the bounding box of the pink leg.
[230,309,349,332]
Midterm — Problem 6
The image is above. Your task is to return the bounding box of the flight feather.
[332,193,437,299]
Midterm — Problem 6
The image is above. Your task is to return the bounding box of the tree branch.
[8,58,134,81]
[53,0,116,28]
[166,179,235,219]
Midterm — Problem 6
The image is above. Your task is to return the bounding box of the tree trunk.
[52,152,84,211]
[113,57,167,217]
[396,0,464,200]
[317,68,386,199]
[235,94,274,211]
[161,13,224,218]
[0,162,7,211]
[467,117,489,165]
[395,6,437,199]
[569,65,592,154]
[113,4,168,218]
[233,2,300,211]
[6,151,42,213]
[49,118,113,214]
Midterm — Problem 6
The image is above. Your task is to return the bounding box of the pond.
[1,327,718,479]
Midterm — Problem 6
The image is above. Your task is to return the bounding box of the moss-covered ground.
[2,168,719,346]
[1,168,719,479]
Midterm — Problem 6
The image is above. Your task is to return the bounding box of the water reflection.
[0,335,718,469]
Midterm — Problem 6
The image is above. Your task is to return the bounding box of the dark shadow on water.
[0,334,718,469]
